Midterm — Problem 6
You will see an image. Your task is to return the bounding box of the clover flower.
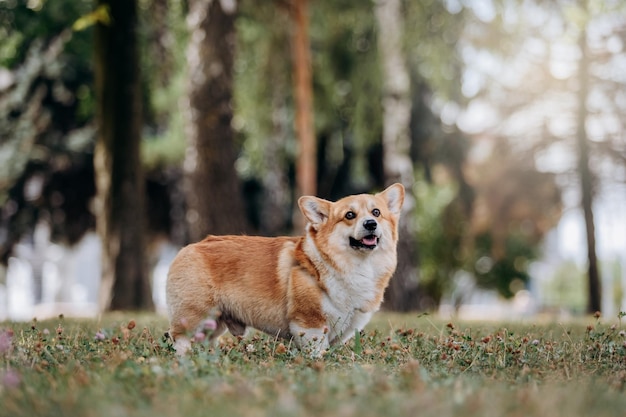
[202,318,218,331]
[1,369,21,389]
[0,330,13,354]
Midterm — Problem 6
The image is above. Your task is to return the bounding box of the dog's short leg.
[290,323,329,358]
[174,336,192,356]
[169,317,228,356]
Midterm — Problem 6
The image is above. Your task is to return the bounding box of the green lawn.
[1,312,625,417]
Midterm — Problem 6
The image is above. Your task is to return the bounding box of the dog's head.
[298,183,405,256]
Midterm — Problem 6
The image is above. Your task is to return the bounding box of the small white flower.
[246,344,256,353]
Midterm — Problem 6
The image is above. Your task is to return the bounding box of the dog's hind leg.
[169,316,228,355]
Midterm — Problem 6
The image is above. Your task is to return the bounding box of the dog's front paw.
[174,336,192,356]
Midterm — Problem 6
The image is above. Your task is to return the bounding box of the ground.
[1,312,625,417]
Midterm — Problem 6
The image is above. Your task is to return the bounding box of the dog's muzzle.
[350,219,379,250]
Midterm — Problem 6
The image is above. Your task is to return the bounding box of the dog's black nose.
[363,219,377,231]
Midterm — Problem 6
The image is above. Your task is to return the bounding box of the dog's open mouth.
[349,235,379,250]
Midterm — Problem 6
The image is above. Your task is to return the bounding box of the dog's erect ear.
[378,183,405,215]
[298,196,331,229]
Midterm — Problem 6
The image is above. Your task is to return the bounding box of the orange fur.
[166,183,404,356]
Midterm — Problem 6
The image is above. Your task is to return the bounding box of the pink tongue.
[361,236,377,246]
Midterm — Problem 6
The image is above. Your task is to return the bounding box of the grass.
[1,312,625,417]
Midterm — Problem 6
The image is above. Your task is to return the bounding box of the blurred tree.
[94,0,153,311]
[0,1,96,306]
[291,0,316,201]
[234,2,294,234]
[1,0,588,315]
[234,0,387,232]
[183,0,249,240]
[0,1,96,238]
[469,141,562,260]
[138,0,190,247]
[565,0,626,313]
[412,176,461,306]
[455,0,626,311]
[0,0,204,313]
[468,141,562,297]
[140,0,189,172]
[375,0,420,311]
[235,0,474,309]
[575,24,601,313]
[402,1,471,309]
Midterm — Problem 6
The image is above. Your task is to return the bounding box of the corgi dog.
[166,183,404,356]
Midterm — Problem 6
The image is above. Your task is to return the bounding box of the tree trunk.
[577,28,602,314]
[375,0,421,311]
[260,90,291,236]
[184,0,249,241]
[291,0,316,200]
[94,0,153,311]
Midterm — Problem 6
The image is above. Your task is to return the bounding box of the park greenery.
[1,312,626,416]
[1,0,625,313]
[1,2,625,415]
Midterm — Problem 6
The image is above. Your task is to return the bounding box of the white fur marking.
[174,336,192,356]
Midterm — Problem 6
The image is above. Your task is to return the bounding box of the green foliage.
[0,0,190,173]
[234,1,295,179]
[311,1,383,187]
[139,0,189,169]
[1,313,625,417]
[0,0,95,124]
[403,0,466,103]
[471,232,537,298]
[0,0,95,209]
[72,5,110,31]
[234,0,383,190]
[0,0,576,308]
[0,0,93,67]
[413,177,462,302]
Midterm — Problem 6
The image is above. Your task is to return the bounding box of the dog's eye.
[372,208,381,217]
[345,211,356,220]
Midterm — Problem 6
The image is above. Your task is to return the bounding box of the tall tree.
[94,0,153,311]
[183,0,249,241]
[455,0,626,313]
[233,2,294,234]
[375,0,420,311]
[290,0,316,199]
[576,26,601,313]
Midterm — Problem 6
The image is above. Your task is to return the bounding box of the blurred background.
[0,0,624,321]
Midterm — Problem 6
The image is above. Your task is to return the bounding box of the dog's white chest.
[321,260,383,343]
